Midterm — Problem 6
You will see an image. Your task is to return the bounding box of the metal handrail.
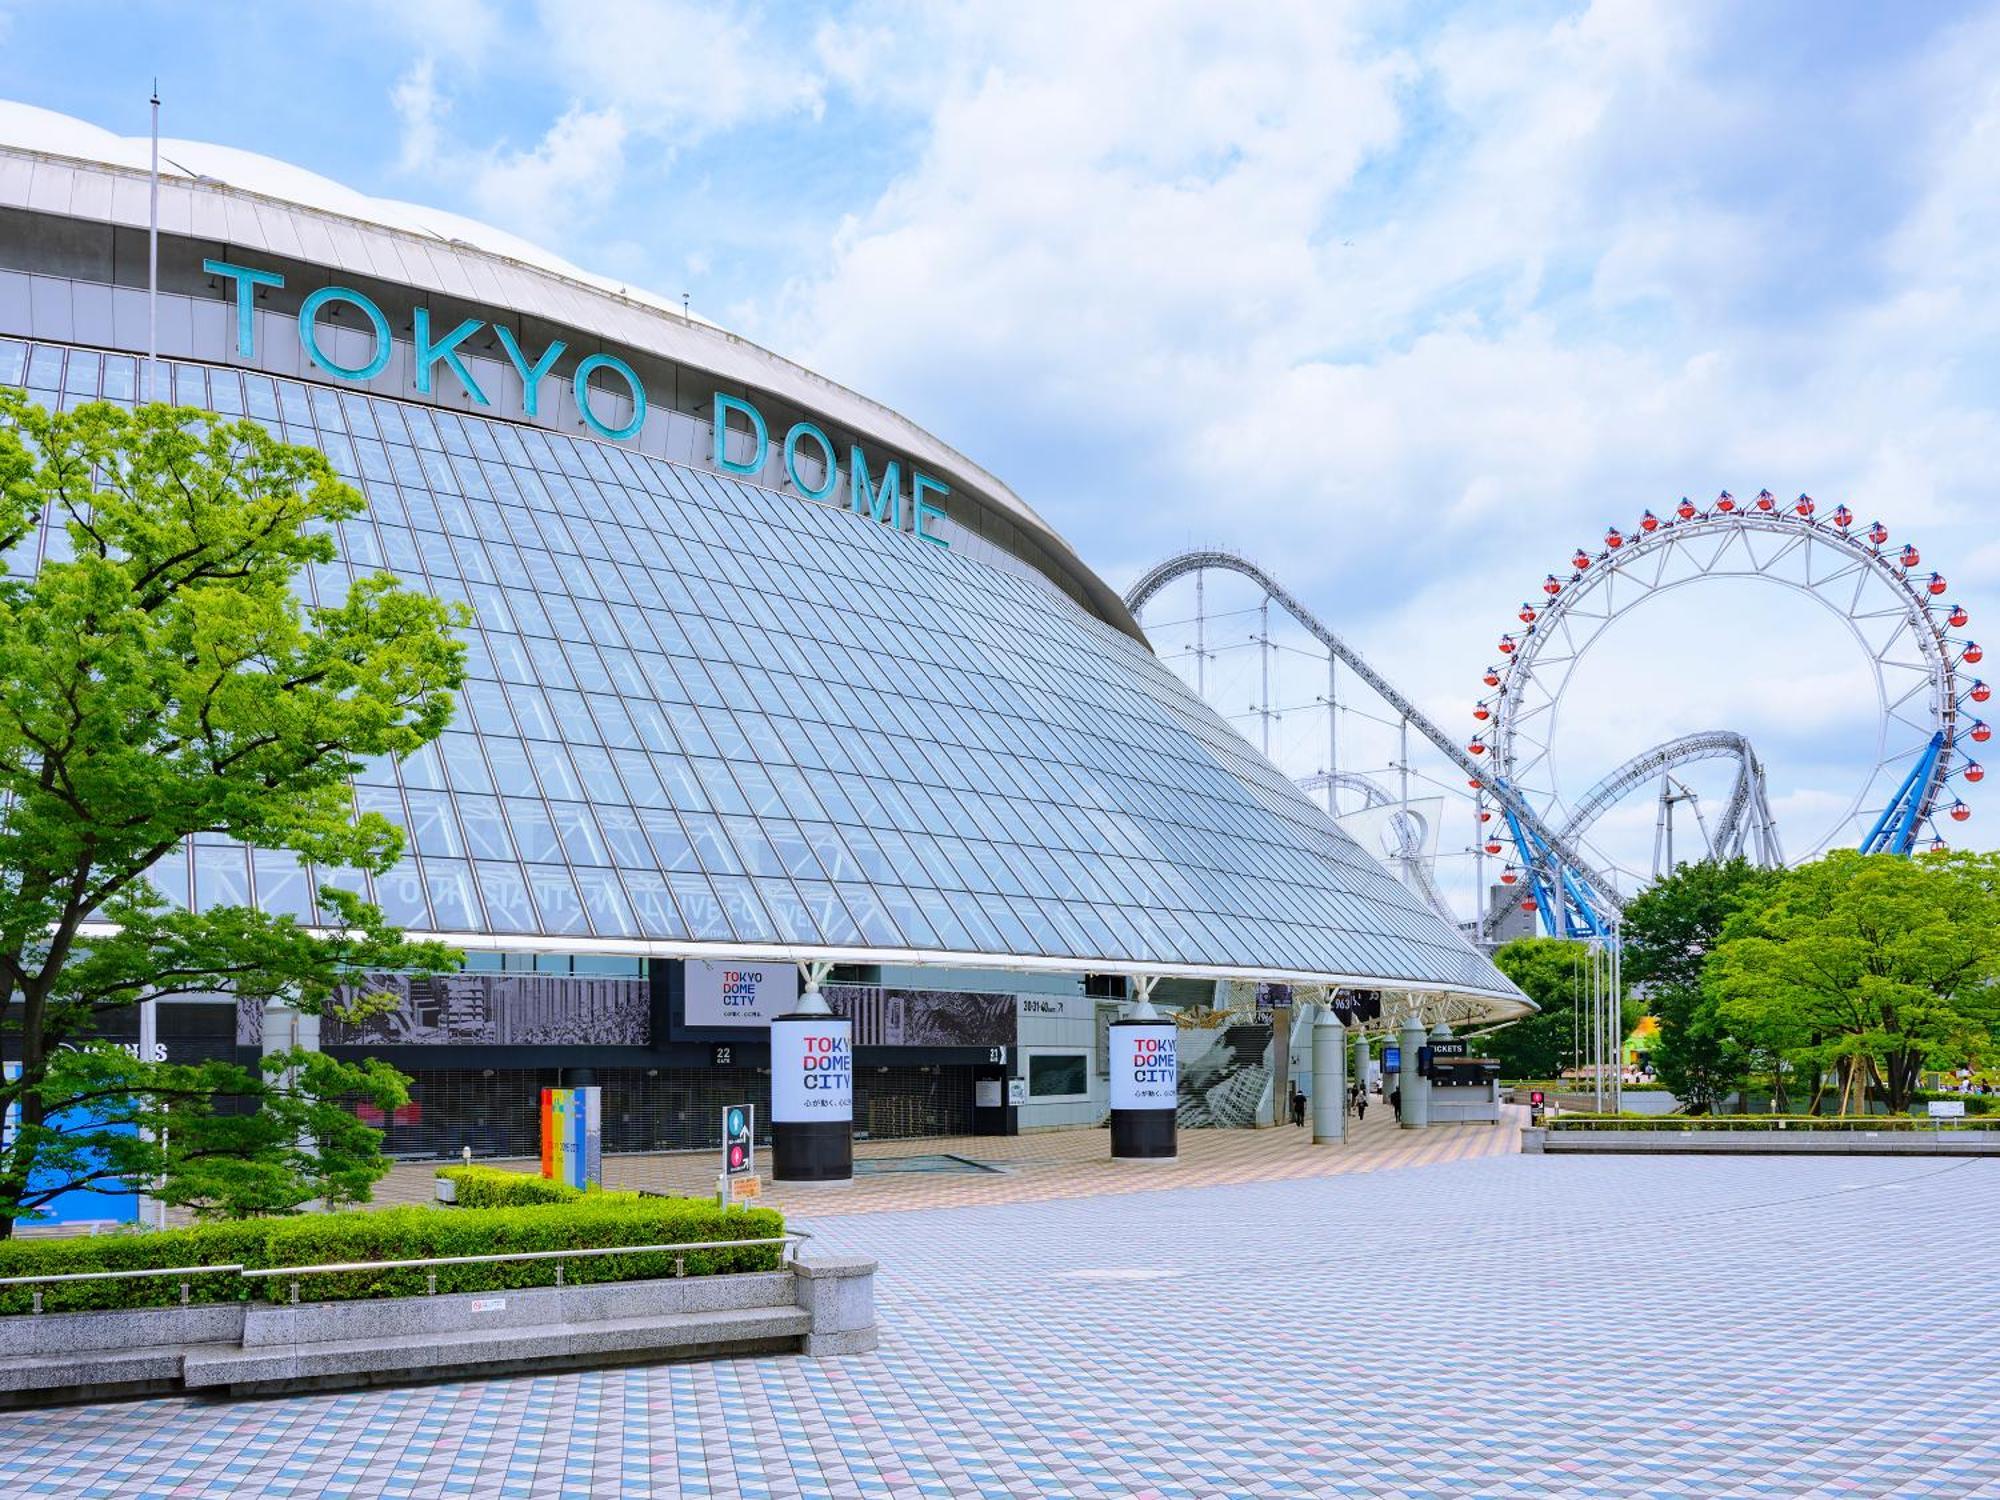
[239,1234,802,1279]
[0,1263,245,1288]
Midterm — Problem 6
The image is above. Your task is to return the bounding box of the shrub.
[435,1165,631,1208]
[0,1198,783,1315]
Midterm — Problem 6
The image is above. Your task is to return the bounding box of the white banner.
[771,1018,853,1122]
[685,960,790,1028]
[1109,1023,1178,1110]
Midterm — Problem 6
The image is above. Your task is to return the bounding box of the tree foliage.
[0,394,467,1235]
[1487,936,1638,1080]
[1708,850,2000,1113]
[1619,857,1780,1113]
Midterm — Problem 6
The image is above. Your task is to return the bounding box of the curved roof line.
[0,99,1144,639]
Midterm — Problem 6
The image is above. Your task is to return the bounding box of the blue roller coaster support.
[1500,797,1611,940]
[1860,731,1945,855]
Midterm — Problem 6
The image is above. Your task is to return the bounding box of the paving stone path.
[3,1147,1994,1497]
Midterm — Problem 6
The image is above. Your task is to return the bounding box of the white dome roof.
[0,99,712,327]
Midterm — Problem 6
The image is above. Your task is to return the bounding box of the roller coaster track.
[1125,549,1627,935]
[1555,730,1783,871]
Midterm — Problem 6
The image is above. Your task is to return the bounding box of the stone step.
[0,1341,236,1394]
[180,1303,813,1390]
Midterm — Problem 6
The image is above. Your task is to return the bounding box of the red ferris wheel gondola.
[1639,509,1660,532]
[1951,801,1972,822]
[1966,763,1986,783]
[1964,642,1984,665]
[1468,738,1487,756]
[1473,703,1491,721]
[1498,634,1517,655]
[1478,808,1493,823]
[1899,543,1921,569]
[1795,493,1815,518]
[1931,835,1949,853]
[1542,575,1562,596]
[1518,603,1538,624]
[1715,490,1737,513]
[1520,895,1539,912]
[1948,604,1970,629]
[1970,680,1991,703]
[1676,497,1696,520]
[1605,526,1624,550]
[1467,777,1484,790]
[1970,721,1991,743]
[1928,572,1948,596]
[1482,667,1502,687]
[1499,865,1518,885]
[1571,548,1592,571]
[1868,520,1889,544]
[1832,503,1853,529]
[1754,489,1776,512]
[1484,840,1503,855]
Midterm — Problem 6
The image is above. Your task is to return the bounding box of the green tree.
[1708,850,2000,1114]
[1620,857,1780,1113]
[1486,937,1638,1080]
[0,393,468,1236]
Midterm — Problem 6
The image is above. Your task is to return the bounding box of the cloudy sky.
[3,0,1995,905]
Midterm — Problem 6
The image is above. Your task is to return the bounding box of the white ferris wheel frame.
[1489,510,1960,875]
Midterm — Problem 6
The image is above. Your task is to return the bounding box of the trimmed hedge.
[436,1165,635,1208]
[0,1198,785,1315]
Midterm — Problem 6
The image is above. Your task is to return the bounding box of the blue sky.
[3,0,1996,888]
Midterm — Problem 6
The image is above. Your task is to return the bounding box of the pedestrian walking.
[1290,1086,1307,1128]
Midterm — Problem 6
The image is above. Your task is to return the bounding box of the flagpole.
[147,80,160,405]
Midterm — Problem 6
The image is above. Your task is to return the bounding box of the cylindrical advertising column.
[1109,1014,1178,1161]
[771,991,853,1185]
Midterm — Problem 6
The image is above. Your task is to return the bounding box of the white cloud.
[470,104,630,245]
[391,57,447,175]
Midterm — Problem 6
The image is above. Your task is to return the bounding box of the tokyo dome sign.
[202,258,950,548]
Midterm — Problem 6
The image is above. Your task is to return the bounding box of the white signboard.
[685,960,788,1028]
[1109,1023,1178,1110]
[975,1078,1003,1108]
[1018,994,1090,1021]
[1928,1099,1967,1119]
[771,1019,853,1123]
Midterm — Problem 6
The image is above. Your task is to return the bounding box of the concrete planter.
[0,1253,876,1406]
[1528,1127,2000,1157]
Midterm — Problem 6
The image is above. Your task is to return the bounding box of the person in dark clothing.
[1389,1085,1401,1116]
[1354,1087,1368,1122]
[1290,1087,1307,1127]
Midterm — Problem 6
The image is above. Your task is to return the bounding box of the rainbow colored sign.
[540,1086,603,1191]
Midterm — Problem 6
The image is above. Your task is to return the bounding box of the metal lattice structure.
[1553,731,1784,878]
[1481,496,1980,934]
[1124,550,1626,940]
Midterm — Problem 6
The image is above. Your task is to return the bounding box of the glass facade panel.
[0,335,1510,995]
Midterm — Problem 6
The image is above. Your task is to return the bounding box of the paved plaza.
[3,1144,1996,1498]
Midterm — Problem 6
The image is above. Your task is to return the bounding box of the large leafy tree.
[0,393,467,1236]
[1708,850,2000,1114]
[1620,857,1780,1113]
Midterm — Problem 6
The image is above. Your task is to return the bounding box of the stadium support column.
[1353,1025,1371,1101]
[1311,999,1346,1145]
[772,961,853,1186]
[1398,1005,1429,1130]
[1110,977,1177,1161]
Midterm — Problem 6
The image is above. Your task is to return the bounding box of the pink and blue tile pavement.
[2,1142,1996,1498]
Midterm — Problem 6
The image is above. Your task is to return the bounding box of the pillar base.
[1110,1109,1176,1160]
[772,1119,853,1184]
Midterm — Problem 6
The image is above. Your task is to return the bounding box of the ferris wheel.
[1476,491,1985,937]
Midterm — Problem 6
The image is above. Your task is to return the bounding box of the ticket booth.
[1426,1056,1502,1123]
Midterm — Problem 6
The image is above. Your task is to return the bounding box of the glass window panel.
[622,869,686,938]
[639,807,701,872]
[569,744,626,802]
[525,864,588,935]
[483,736,540,796]
[550,801,610,865]
[680,812,743,875]
[374,857,431,928]
[793,880,863,945]
[668,871,731,940]
[596,805,654,868]
[455,794,516,860]
[710,875,777,942]
[572,867,635,937]
[530,742,583,800]
[422,858,481,930]
[404,790,464,857]
[251,848,314,921]
[474,861,536,933]
[754,878,814,943]
[502,798,562,862]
